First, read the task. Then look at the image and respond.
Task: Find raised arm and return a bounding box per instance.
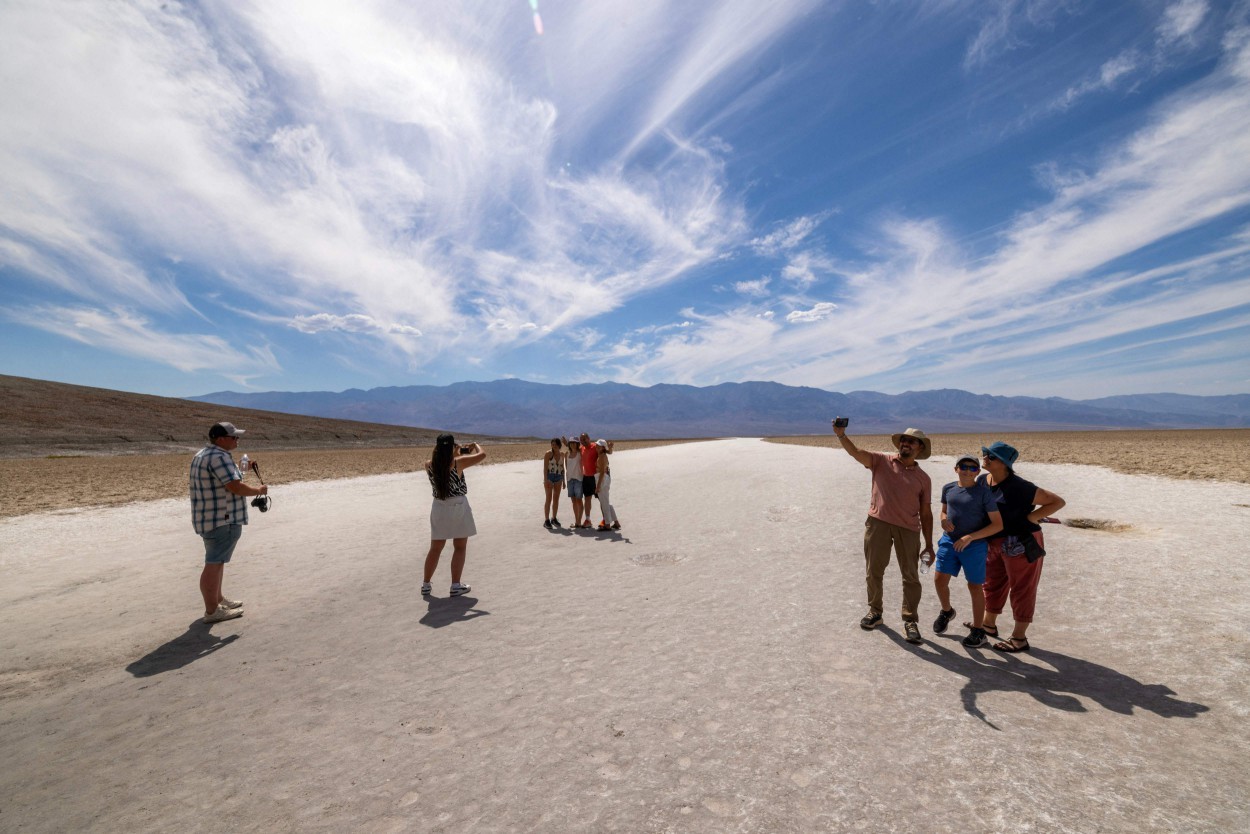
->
[831,420,873,469]
[456,442,488,470]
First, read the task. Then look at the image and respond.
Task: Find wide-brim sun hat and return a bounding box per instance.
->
[981,441,1019,470]
[891,428,931,460]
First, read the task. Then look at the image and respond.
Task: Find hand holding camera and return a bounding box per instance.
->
[832,416,850,436]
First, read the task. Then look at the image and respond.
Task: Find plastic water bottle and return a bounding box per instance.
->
[239,454,250,475]
[919,553,931,575]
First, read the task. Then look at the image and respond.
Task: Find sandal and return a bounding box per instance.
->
[965,621,998,638]
[993,636,1030,653]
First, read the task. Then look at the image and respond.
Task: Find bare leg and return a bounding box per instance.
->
[544,482,555,520]
[572,496,583,526]
[200,564,224,615]
[424,539,446,583]
[934,571,952,611]
[968,582,985,628]
[450,538,468,584]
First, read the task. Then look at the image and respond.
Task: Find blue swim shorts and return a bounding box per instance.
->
[202,524,242,564]
[934,533,988,585]
[567,477,584,498]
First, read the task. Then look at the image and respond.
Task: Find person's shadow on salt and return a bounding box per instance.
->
[420,595,489,628]
[126,620,240,677]
[879,625,1209,729]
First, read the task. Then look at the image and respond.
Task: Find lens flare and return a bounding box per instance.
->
[533,12,543,35]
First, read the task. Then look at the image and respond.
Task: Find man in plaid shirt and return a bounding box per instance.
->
[190,422,268,623]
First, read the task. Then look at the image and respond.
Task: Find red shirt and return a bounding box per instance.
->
[580,444,599,476]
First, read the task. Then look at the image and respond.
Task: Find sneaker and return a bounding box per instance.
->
[421,582,432,595]
[933,607,956,634]
[203,605,243,624]
[859,612,882,630]
[598,522,611,531]
[544,519,553,529]
[962,627,987,648]
[611,522,620,530]
[450,582,471,597]
[552,518,562,527]
[904,622,923,644]
[219,597,244,610]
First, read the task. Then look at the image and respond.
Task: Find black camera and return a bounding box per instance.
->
[251,495,272,512]
[460,445,473,454]
[834,416,849,428]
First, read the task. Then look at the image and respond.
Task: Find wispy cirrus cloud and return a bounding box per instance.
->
[596,26,1250,396]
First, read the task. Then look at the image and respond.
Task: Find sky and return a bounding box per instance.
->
[2,0,1250,400]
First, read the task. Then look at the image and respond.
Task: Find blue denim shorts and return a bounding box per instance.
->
[935,533,988,584]
[203,524,243,564]
[567,477,584,498]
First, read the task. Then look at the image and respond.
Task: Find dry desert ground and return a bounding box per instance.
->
[2,437,1248,832]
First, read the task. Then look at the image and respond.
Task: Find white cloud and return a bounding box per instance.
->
[1158,0,1208,44]
[5,305,278,377]
[734,278,771,297]
[785,302,837,323]
[750,215,822,256]
[290,313,421,337]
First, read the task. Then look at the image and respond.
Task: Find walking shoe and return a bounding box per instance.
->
[203,604,243,624]
[859,612,882,630]
[219,597,244,610]
[544,519,553,529]
[450,582,471,597]
[598,522,611,531]
[611,522,620,530]
[421,582,432,595]
[904,622,923,644]
[933,608,956,634]
[552,518,562,527]
[962,627,987,648]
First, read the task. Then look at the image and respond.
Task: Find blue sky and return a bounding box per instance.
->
[2,0,1249,399]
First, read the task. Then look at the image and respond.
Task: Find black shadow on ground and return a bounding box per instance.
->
[126,620,240,677]
[878,625,1209,729]
[420,595,489,628]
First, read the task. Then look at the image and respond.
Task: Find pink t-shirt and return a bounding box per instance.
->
[867,452,931,532]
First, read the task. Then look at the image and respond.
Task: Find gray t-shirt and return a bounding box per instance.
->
[940,481,998,539]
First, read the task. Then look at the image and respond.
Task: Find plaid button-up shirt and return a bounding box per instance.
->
[189,444,247,535]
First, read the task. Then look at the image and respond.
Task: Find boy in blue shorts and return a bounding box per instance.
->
[931,454,1002,647]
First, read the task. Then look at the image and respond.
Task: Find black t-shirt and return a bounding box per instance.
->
[978,473,1040,538]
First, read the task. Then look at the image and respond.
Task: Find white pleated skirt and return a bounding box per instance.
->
[430,494,477,540]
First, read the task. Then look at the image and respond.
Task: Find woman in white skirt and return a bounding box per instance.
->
[423,434,486,597]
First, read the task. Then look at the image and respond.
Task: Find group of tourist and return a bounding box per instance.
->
[541,433,620,532]
[189,419,1065,652]
[833,420,1065,651]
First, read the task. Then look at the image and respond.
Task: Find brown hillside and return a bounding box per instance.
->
[0,374,525,460]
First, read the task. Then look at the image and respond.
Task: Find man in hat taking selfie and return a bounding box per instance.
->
[190,422,268,624]
[832,421,935,644]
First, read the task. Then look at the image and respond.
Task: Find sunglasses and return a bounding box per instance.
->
[957,463,980,471]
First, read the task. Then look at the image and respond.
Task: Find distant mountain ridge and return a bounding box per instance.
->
[188,381,1250,438]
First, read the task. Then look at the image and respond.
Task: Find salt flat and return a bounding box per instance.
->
[1,438,1247,833]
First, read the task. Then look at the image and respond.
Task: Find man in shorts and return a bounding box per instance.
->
[578,432,599,528]
[931,454,1002,647]
[833,421,934,644]
[190,422,268,624]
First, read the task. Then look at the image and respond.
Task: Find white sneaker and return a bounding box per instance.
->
[450,582,471,597]
[421,582,432,595]
[204,604,243,624]
[219,597,243,610]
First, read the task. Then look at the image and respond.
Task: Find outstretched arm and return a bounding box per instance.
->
[832,421,873,469]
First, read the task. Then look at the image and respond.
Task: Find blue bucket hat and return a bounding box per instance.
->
[981,441,1019,470]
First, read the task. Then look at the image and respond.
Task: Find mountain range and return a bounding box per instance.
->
[189,381,1250,438]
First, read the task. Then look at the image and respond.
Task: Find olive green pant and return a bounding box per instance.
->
[863,516,921,622]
